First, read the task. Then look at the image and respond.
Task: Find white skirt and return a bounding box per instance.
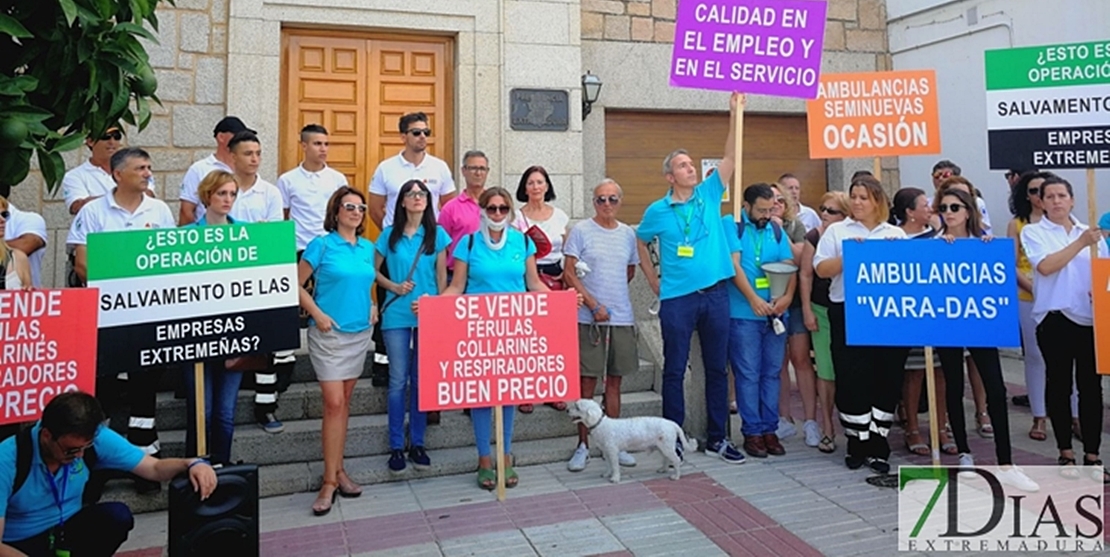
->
[307,327,371,382]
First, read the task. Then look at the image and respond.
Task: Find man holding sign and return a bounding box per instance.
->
[636,94,745,464]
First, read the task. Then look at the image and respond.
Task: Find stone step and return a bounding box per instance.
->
[154,359,658,430]
[101,391,664,514]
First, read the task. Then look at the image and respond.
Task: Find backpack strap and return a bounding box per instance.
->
[737,220,783,243]
[13,427,32,495]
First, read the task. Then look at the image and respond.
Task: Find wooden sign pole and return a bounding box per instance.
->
[494,405,506,501]
[922,347,940,466]
[1088,168,1098,255]
[194,362,207,456]
[733,95,745,219]
[873,157,882,183]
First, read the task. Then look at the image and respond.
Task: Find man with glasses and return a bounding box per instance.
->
[0,392,216,556]
[563,179,641,472]
[439,150,490,282]
[636,93,746,464]
[179,116,252,225]
[368,112,456,229]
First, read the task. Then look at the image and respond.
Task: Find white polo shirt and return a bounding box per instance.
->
[976,197,993,234]
[813,217,907,303]
[229,176,284,223]
[67,191,176,246]
[62,161,115,213]
[798,205,821,232]
[1021,216,1108,326]
[3,203,47,287]
[277,164,347,250]
[369,152,455,227]
[181,154,233,222]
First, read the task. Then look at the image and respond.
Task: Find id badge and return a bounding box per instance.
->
[754,277,770,290]
[677,245,694,258]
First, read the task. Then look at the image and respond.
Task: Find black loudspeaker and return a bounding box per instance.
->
[168,463,260,556]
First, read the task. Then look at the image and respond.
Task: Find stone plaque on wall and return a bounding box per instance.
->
[510,89,569,131]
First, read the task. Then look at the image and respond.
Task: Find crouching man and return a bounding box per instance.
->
[0,392,217,556]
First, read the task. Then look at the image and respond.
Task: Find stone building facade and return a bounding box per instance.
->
[11,0,897,288]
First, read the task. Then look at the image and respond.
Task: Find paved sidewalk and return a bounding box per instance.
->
[116,356,1109,556]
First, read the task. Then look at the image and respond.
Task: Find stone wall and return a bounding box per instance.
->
[8,1,228,287]
[580,0,900,192]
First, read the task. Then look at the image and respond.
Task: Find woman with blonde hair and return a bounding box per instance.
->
[0,196,32,290]
[799,191,848,453]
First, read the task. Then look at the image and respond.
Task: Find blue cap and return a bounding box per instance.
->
[1099,211,1110,231]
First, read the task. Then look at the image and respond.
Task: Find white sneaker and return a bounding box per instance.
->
[997,466,1040,492]
[957,453,975,479]
[776,417,797,440]
[803,420,820,447]
[567,443,589,472]
[618,451,637,467]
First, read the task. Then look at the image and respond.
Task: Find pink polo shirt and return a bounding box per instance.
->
[438,191,482,270]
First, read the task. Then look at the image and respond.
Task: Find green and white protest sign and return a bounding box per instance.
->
[87,221,300,370]
[985,40,1110,169]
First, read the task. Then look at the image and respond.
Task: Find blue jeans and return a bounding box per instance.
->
[658,281,730,444]
[471,406,515,458]
[729,318,787,436]
[183,360,243,465]
[383,327,427,450]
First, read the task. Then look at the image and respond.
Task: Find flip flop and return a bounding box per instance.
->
[818,435,836,454]
[505,466,519,488]
[477,467,496,491]
[904,431,930,456]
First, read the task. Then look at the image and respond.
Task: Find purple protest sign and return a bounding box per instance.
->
[670,0,827,99]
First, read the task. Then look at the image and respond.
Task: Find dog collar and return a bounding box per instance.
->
[587,415,605,431]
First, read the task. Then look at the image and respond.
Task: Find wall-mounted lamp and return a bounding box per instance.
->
[581,71,603,120]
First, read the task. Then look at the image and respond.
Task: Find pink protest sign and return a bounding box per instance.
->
[670,0,827,98]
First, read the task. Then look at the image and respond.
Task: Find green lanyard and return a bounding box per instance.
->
[671,195,700,244]
[751,222,768,264]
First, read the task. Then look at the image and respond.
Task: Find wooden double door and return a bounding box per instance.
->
[281,29,454,236]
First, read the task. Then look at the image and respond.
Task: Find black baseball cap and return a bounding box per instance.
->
[213,116,254,136]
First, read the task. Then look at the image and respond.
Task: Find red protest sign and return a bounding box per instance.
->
[418,291,579,411]
[0,289,98,425]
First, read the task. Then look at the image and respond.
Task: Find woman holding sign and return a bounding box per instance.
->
[375,179,450,475]
[935,188,1038,492]
[182,171,245,466]
[813,176,906,474]
[0,196,32,290]
[1021,176,1108,483]
[443,187,551,490]
[300,187,378,515]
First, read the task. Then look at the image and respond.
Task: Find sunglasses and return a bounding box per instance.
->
[1027,187,1040,195]
[407,129,431,137]
[341,202,367,213]
[933,171,954,180]
[404,190,428,199]
[100,130,123,141]
[0,210,9,220]
[937,203,965,214]
[463,165,489,172]
[594,195,621,206]
[56,438,95,457]
[818,206,843,216]
[484,205,510,215]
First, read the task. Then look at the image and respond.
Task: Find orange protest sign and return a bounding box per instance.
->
[0,289,99,424]
[1093,259,1110,375]
[417,291,580,411]
[806,69,941,159]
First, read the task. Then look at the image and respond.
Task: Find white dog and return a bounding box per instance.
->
[566,398,696,483]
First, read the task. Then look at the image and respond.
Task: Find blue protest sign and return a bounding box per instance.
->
[843,238,1019,347]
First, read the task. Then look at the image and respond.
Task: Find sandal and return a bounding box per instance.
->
[312,481,339,516]
[1058,456,1080,480]
[1028,418,1047,441]
[976,412,994,439]
[818,435,836,454]
[505,466,519,488]
[519,404,534,414]
[1083,457,1110,484]
[545,402,568,411]
[477,467,496,491]
[336,469,362,498]
[904,430,930,456]
[938,432,958,456]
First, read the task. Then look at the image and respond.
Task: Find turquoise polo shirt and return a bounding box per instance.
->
[724,213,794,321]
[0,422,145,542]
[635,172,735,300]
[303,231,377,333]
[452,228,535,295]
[375,224,451,329]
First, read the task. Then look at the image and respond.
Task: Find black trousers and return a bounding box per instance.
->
[1036,311,1102,455]
[9,502,134,557]
[97,370,160,455]
[936,347,1012,464]
[828,303,904,460]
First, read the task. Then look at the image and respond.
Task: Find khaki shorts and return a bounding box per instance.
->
[578,324,638,378]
